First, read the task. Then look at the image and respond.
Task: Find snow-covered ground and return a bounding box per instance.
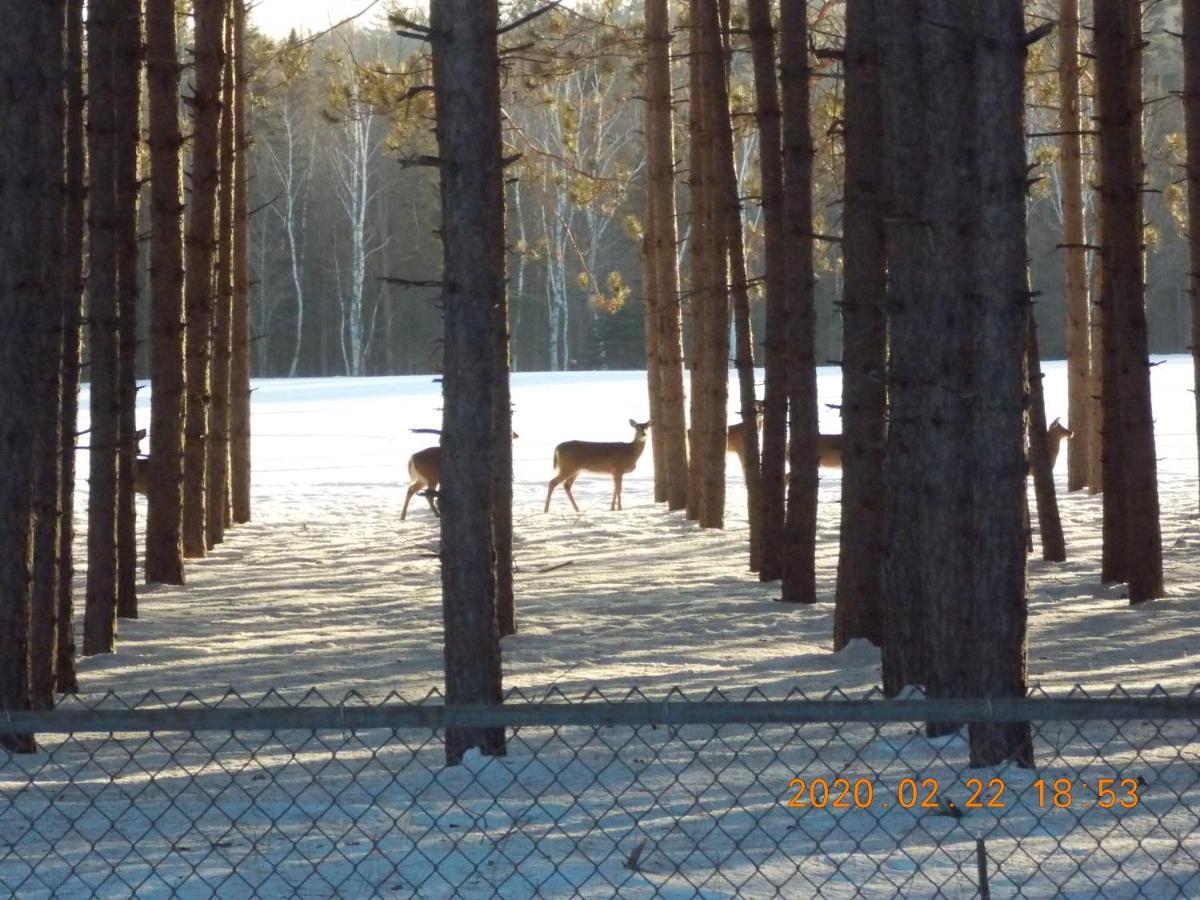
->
[67,358,1200,699]
[2,359,1196,898]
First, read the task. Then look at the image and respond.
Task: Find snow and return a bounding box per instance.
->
[1,358,1197,897]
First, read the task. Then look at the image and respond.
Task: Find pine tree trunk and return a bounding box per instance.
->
[645,0,688,512]
[1183,0,1200,513]
[1,0,65,751]
[968,0,1032,767]
[833,0,886,649]
[1059,0,1091,492]
[145,0,187,586]
[694,0,729,530]
[712,7,762,567]
[182,0,226,558]
[747,0,788,582]
[208,3,235,547]
[638,10,667,504]
[84,0,122,655]
[1026,309,1066,562]
[230,0,252,524]
[642,2,666,505]
[779,0,818,604]
[115,0,142,622]
[494,293,515,638]
[878,3,927,698]
[431,0,506,766]
[31,0,69,711]
[57,0,85,694]
[686,0,711,523]
[1096,0,1163,604]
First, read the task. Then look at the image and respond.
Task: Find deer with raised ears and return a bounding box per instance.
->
[1047,418,1073,470]
[545,419,652,513]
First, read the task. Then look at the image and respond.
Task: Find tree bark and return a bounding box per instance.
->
[230,0,252,524]
[145,0,187,586]
[1095,0,1163,604]
[1183,0,1200,514]
[878,3,1033,766]
[114,0,141,620]
[431,0,506,766]
[1026,309,1066,562]
[642,1,666,504]
[968,0,1032,767]
[779,0,818,604]
[714,6,762,567]
[747,0,788,582]
[1059,0,1091,492]
[687,0,728,530]
[84,0,122,655]
[834,0,886,649]
[208,1,235,546]
[645,0,688,512]
[182,0,226,558]
[57,0,85,694]
[31,0,69,711]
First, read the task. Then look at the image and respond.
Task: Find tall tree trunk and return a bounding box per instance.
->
[1059,0,1091,492]
[879,0,1030,764]
[208,2,235,546]
[645,0,688,512]
[57,0,85,694]
[747,0,788,581]
[691,0,724,528]
[968,0,1032,767]
[1026,308,1066,562]
[1095,0,1163,603]
[1,0,65,751]
[779,0,818,604]
[182,0,226,558]
[834,0,886,649]
[30,0,69,712]
[494,290,515,638]
[84,0,122,655]
[1183,0,1200,512]
[711,5,762,566]
[114,0,141,621]
[690,0,729,530]
[642,3,666,504]
[230,0,251,524]
[145,0,187,586]
[431,0,506,766]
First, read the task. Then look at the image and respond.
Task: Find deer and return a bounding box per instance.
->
[1046,418,1073,469]
[401,429,520,520]
[724,410,844,470]
[545,419,651,513]
[401,446,441,520]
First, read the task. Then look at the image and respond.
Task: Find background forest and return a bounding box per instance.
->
[199,0,1194,378]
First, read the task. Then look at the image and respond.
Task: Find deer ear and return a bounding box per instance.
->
[629,418,637,428]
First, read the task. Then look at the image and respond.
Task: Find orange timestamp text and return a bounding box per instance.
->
[784,776,1141,811]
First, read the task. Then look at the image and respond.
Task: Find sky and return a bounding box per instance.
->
[250,0,397,37]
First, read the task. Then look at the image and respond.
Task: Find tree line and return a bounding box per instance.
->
[1,0,251,751]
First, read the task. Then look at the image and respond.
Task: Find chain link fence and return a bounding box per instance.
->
[1,685,1198,898]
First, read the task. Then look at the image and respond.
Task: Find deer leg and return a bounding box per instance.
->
[612,472,623,510]
[425,486,440,517]
[401,482,422,520]
[563,475,581,513]
[545,475,564,513]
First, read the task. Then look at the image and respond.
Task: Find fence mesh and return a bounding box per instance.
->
[1,685,1198,898]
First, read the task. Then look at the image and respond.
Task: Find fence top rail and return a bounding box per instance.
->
[3,695,1200,736]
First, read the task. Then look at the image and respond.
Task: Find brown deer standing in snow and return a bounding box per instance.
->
[545,419,651,512]
[401,446,442,519]
[1046,418,1073,469]
[401,429,519,520]
[724,410,844,470]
